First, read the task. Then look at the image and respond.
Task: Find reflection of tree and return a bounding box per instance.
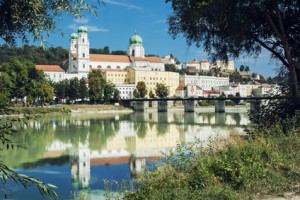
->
[134,122,148,139]
[2,118,56,168]
[89,120,116,150]
[156,123,168,135]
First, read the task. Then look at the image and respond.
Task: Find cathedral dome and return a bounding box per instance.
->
[70,33,78,40]
[129,33,143,45]
[78,26,87,33]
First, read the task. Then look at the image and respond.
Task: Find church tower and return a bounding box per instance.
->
[68,33,78,73]
[128,33,145,58]
[76,26,90,75]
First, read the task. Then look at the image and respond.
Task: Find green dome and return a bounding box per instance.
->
[78,26,87,33]
[70,32,78,40]
[130,33,143,45]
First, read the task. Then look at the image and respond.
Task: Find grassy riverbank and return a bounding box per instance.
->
[123,132,300,200]
[7,104,132,115]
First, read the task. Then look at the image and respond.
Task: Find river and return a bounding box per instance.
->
[3,110,251,200]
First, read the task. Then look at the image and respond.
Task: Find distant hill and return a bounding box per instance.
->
[0,45,69,71]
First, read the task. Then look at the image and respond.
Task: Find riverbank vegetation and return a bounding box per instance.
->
[123,119,300,200]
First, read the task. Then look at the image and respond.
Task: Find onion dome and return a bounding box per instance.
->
[78,26,87,33]
[129,33,143,45]
[70,33,78,40]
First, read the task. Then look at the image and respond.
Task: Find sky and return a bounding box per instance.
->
[2,0,281,78]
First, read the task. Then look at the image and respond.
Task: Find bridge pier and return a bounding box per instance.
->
[158,101,168,112]
[134,101,146,112]
[184,100,195,112]
[149,100,158,108]
[215,100,225,113]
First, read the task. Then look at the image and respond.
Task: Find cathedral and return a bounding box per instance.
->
[67,26,165,79]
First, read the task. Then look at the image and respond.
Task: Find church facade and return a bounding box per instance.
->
[67,26,165,80]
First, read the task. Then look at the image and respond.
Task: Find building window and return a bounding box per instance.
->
[107,65,111,69]
[116,66,120,69]
[83,64,85,68]
[89,65,92,68]
[83,38,85,43]
[83,53,85,58]
[97,65,102,68]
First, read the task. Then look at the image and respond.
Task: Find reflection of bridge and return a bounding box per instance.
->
[120,96,286,113]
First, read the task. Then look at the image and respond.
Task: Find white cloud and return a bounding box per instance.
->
[67,24,109,32]
[86,25,109,32]
[74,17,89,24]
[104,0,143,10]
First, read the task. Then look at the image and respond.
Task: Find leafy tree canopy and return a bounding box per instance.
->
[136,81,148,98]
[166,0,300,97]
[0,0,101,45]
[155,83,170,98]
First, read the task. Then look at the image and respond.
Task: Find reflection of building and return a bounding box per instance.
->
[70,142,91,188]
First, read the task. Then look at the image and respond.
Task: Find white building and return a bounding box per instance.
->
[115,84,135,99]
[179,75,229,90]
[35,65,65,82]
[67,27,165,80]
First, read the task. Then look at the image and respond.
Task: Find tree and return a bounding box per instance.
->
[133,89,141,98]
[155,83,170,98]
[68,78,80,103]
[245,66,250,73]
[103,46,110,54]
[136,81,147,98]
[239,65,245,72]
[0,0,100,45]
[113,88,121,101]
[149,90,155,98]
[79,78,88,103]
[103,83,114,102]
[54,79,69,103]
[88,77,102,102]
[166,0,300,99]
[39,83,54,104]
[165,64,177,72]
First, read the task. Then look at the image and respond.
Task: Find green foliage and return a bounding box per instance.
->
[68,78,80,102]
[149,90,155,98]
[113,89,121,101]
[155,83,170,98]
[0,108,57,199]
[54,79,69,102]
[0,1,101,45]
[133,89,140,98]
[166,0,300,97]
[136,82,147,98]
[103,83,114,102]
[123,129,300,199]
[79,78,88,102]
[165,64,178,72]
[39,83,54,104]
[249,97,300,136]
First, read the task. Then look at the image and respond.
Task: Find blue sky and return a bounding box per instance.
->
[3,0,281,77]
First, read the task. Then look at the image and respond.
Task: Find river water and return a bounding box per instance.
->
[3,110,251,200]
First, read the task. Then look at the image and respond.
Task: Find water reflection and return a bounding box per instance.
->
[4,111,251,199]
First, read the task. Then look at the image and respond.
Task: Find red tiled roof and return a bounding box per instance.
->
[90,54,130,62]
[131,56,162,63]
[203,90,220,94]
[35,65,64,72]
[176,85,185,90]
[90,68,126,73]
[201,58,209,63]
